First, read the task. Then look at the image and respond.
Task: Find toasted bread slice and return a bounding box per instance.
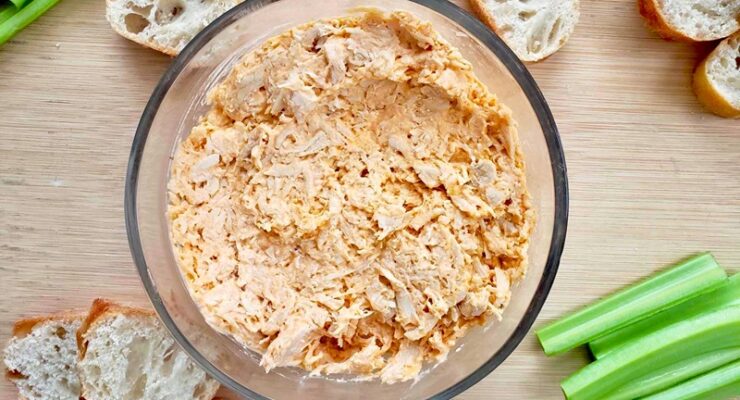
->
[105,0,242,56]
[469,0,580,62]
[77,299,219,400]
[638,0,739,42]
[693,32,740,118]
[3,311,86,400]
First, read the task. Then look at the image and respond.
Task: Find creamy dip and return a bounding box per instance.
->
[168,10,533,383]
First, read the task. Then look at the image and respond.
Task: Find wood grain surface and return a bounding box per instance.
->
[1,0,738,399]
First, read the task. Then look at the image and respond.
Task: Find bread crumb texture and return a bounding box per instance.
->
[3,316,82,400]
[168,10,533,383]
[641,0,739,41]
[694,32,740,118]
[106,0,242,55]
[78,311,219,400]
[706,33,740,109]
[470,0,580,62]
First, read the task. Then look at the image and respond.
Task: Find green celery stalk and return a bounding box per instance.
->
[0,3,18,25]
[642,359,740,400]
[603,348,740,400]
[537,253,727,355]
[8,0,31,8]
[590,274,740,359]
[560,305,740,400]
[0,0,63,46]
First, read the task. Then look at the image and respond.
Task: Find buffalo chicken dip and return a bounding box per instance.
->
[168,10,533,383]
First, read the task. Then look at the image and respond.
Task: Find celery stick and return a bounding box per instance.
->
[591,274,740,359]
[603,348,740,400]
[643,359,740,400]
[0,3,18,25]
[560,306,740,400]
[0,0,63,46]
[537,253,727,355]
[8,0,31,8]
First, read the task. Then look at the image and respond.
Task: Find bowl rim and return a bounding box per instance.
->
[124,0,569,398]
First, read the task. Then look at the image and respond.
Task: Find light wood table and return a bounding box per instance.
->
[1,0,738,398]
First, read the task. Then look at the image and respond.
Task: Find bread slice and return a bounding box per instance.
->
[469,0,580,62]
[77,299,219,400]
[105,0,242,56]
[639,0,739,42]
[3,311,86,400]
[693,32,740,118]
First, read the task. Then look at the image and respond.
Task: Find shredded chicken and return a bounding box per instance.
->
[168,10,533,383]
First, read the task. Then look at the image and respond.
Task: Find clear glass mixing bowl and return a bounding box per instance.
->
[125,0,568,398]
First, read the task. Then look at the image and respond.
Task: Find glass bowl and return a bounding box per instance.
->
[125,0,568,398]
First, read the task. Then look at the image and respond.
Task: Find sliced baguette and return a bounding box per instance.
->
[105,0,242,56]
[3,311,86,400]
[638,0,739,42]
[693,32,740,118]
[77,299,219,400]
[469,0,580,62]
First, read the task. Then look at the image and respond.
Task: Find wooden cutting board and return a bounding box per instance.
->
[1,0,738,398]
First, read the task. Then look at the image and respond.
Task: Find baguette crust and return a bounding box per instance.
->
[692,34,740,118]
